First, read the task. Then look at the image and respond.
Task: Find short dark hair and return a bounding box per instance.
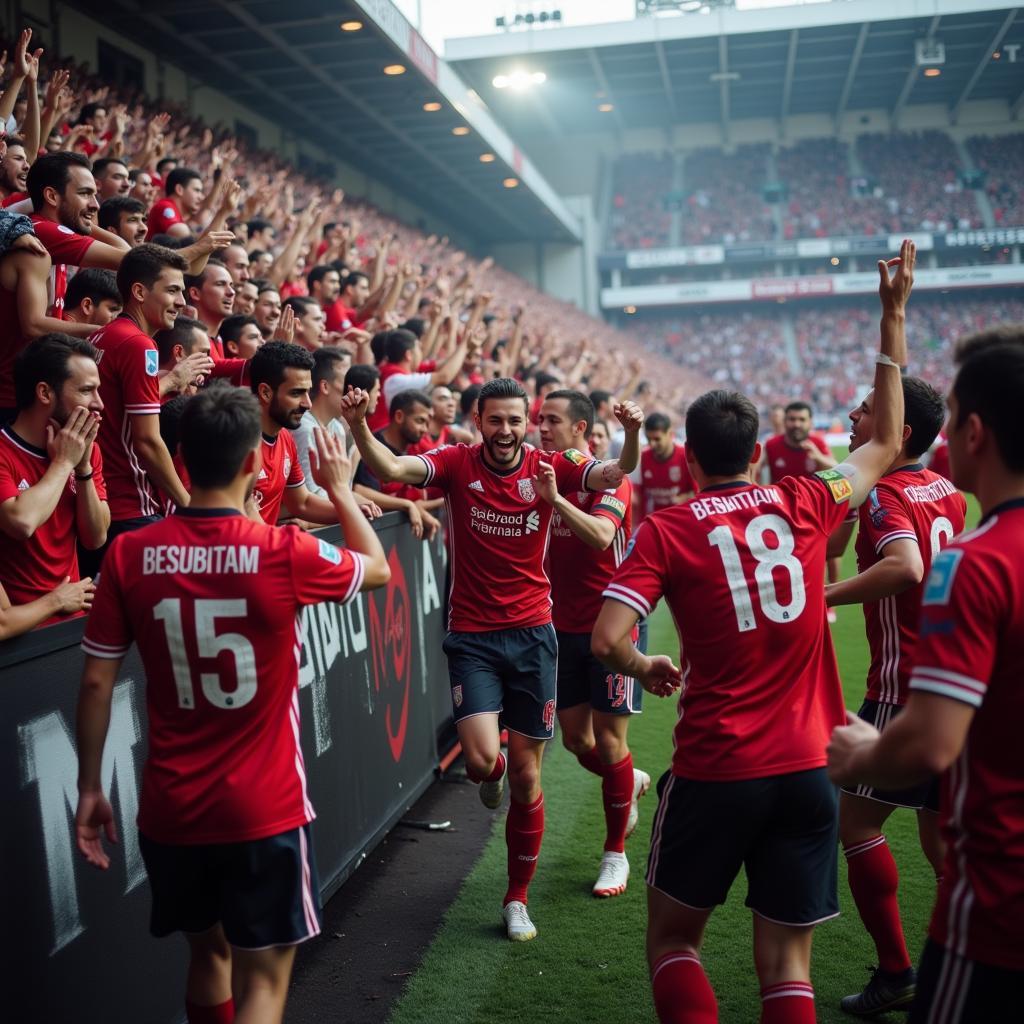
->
[954,325,1024,365]
[344,363,380,394]
[98,195,145,231]
[3,135,26,152]
[644,412,671,434]
[399,317,426,339]
[165,167,202,197]
[342,270,368,292]
[14,333,100,410]
[390,389,431,419]
[184,258,227,294]
[589,389,612,411]
[785,400,813,417]
[312,347,349,392]
[283,294,319,317]
[534,371,559,392]
[384,329,418,365]
[952,339,1024,473]
[460,383,481,418]
[220,314,259,345]
[155,157,177,175]
[247,217,273,237]
[64,268,121,311]
[78,102,106,124]
[685,390,760,477]
[250,341,314,393]
[478,377,528,416]
[545,389,594,436]
[902,376,947,459]
[92,157,127,178]
[370,330,389,365]
[159,392,191,455]
[26,152,91,210]
[179,386,262,488]
[154,316,208,364]
[117,244,189,299]
[306,264,338,292]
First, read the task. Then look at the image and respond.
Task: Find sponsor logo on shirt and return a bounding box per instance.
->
[563,448,588,466]
[57,225,74,235]
[17,478,30,491]
[318,539,341,565]
[517,478,536,503]
[669,465,682,482]
[452,684,463,708]
[468,479,484,492]
[525,510,540,533]
[923,547,964,606]
[816,467,853,503]
[144,349,159,376]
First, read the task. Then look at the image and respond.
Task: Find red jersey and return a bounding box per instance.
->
[0,277,29,408]
[91,316,166,521]
[2,191,28,207]
[929,441,951,480]
[30,214,95,317]
[146,197,183,239]
[252,430,304,524]
[604,473,852,781]
[765,432,831,482]
[550,477,631,633]
[855,465,967,705]
[910,499,1024,969]
[206,336,249,386]
[637,444,694,522]
[409,427,452,501]
[325,301,358,334]
[369,364,433,433]
[412,443,597,632]
[81,508,366,843]
[0,426,106,611]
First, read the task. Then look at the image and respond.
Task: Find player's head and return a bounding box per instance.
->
[179,386,262,492]
[233,279,260,316]
[589,389,612,420]
[64,268,122,327]
[253,281,282,338]
[589,418,611,460]
[783,401,813,445]
[644,411,673,457]
[165,167,204,216]
[948,333,1024,492]
[98,195,147,246]
[476,378,529,468]
[92,157,131,200]
[538,389,594,454]
[389,390,432,447]
[117,244,189,331]
[186,259,235,324]
[129,167,156,206]
[344,363,381,415]
[384,328,421,369]
[430,384,457,426]
[307,264,341,304]
[847,377,945,459]
[284,295,326,352]
[250,342,314,431]
[311,347,350,418]
[14,333,103,421]
[154,316,211,380]
[685,390,761,484]
[221,314,264,359]
[27,152,98,234]
[220,243,251,285]
[341,270,370,307]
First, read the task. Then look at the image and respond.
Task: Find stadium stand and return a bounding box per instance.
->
[967,131,1024,227]
[609,151,673,250]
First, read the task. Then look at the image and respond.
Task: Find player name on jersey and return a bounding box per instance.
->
[470,504,541,536]
[901,476,958,504]
[141,544,260,575]
[689,486,783,521]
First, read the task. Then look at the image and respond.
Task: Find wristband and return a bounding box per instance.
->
[875,353,903,368]
[74,470,95,481]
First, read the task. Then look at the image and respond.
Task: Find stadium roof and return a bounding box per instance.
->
[73,0,581,244]
[446,0,1024,139]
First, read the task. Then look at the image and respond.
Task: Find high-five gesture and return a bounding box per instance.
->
[340,387,371,427]
[878,237,915,314]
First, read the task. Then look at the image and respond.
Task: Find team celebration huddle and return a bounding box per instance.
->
[1,15,1022,1024]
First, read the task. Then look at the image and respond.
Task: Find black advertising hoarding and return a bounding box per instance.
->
[0,515,450,1023]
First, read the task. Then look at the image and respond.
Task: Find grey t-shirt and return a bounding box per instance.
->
[291,410,349,498]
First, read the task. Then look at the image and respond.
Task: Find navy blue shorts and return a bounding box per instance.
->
[442,624,558,739]
[556,622,645,715]
[647,768,839,926]
[911,939,1024,1024]
[841,700,940,812]
[139,824,321,949]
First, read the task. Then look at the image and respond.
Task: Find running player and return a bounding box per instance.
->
[635,412,693,523]
[341,377,643,942]
[592,241,914,1024]
[826,377,966,1016]
[828,331,1024,1024]
[74,386,389,1024]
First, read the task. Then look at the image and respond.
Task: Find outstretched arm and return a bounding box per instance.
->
[341,387,432,486]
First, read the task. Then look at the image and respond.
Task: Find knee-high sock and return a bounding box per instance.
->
[844,835,912,974]
[760,982,815,1023]
[186,999,234,1024]
[577,746,604,777]
[504,792,544,906]
[467,750,506,785]
[651,952,718,1024]
[602,753,634,853]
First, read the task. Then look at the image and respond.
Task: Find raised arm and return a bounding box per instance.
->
[340,387,432,486]
[585,400,643,490]
[532,462,616,551]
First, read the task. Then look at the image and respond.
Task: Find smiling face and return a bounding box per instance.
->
[537,397,586,454]
[138,268,187,331]
[847,390,875,452]
[267,367,312,431]
[192,265,236,322]
[254,290,282,337]
[56,165,101,235]
[476,395,528,469]
[0,143,29,193]
[118,208,148,246]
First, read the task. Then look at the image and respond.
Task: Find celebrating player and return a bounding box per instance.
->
[342,376,643,942]
[74,386,389,1024]
[592,241,914,1024]
[537,389,650,899]
[635,411,694,522]
[826,376,966,1016]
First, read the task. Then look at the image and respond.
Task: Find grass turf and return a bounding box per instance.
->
[389,490,980,1024]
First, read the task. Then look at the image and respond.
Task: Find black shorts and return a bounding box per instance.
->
[443,624,558,739]
[910,939,1024,1024]
[556,624,645,716]
[139,824,321,949]
[646,767,839,926]
[842,700,940,812]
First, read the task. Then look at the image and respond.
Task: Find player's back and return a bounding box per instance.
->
[607,475,850,781]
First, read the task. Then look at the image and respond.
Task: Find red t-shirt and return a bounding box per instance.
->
[2,191,28,207]
[637,444,694,522]
[369,364,433,433]
[408,427,452,500]
[765,432,831,482]
[146,197,183,240]
[412,443,597,632]
[30,213,95,317]
[206,336,249,386]
[252,430,305,524]
[910,499,1024,969]
[550,477,631,633]
[855,465,966,705]
[81,508,366,844]
[0,426,106,612]
[91,316,166,521]
[604,474,851,781]
[325,300,358,334]
[0,276,29,408]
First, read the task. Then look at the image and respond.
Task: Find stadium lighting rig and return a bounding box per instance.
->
[493,69,548,90]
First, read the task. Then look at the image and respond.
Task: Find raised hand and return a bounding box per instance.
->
[46,407,97,470]
[272,303,296,344]
[12,28,33,79]
[613,400,643,433]
[531,461,559,506]
[166,350,216,394]
[44,68,71,110]
[340,387,370,427]
[878,237,915,313]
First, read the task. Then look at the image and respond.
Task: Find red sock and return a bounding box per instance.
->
[467,750,506,785]
[577,746,605,777]
[651,952,718,1024]
[844,835,912,973]
[602,753,634,853]
[504,792,544,905]
[760,982,815,1024]
[186,999,234,1024]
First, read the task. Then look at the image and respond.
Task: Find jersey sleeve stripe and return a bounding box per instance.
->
[124,404,161,413]
[80,639,130,659]
[875,530,919,554]
[286,479,306,489]
[602,583,652,618]
[343,552,365,604]
[581,460,597,492]
[411,453,433,486]
[909,676,985,708]
[911,666,987,693]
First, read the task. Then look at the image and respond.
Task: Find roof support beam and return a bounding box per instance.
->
[835,22,869,125]
[950,9,1017,124]
[717,35,731,144]
[1012,86,1024,120]
[588,49,626,134]
[780,29,799,125]
[654,39,678,120]
[891,14,940,126]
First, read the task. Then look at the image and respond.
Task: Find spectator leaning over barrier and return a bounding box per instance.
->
[63,267,122,328]
[0,334,108,630]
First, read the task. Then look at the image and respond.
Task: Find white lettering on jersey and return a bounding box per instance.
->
[689,487,783,521]
[142,545,261,575]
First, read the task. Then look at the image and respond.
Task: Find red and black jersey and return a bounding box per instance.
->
[252,430,304,524]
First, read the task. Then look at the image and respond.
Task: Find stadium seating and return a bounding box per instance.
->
[609,151,673,250]
[967,132,1024,227]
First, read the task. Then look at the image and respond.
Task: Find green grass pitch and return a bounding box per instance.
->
[389,491,980,1024]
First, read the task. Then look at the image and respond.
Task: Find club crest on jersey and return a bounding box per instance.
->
[452,684,463,708]
[518,478,536,503]
[669,466,682,483]
[144,349,159,376]
[562,448,588,466]
[816,467,852,503]
[284,457,292,479]
[317,539,341,565]
[542,699,555,732]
